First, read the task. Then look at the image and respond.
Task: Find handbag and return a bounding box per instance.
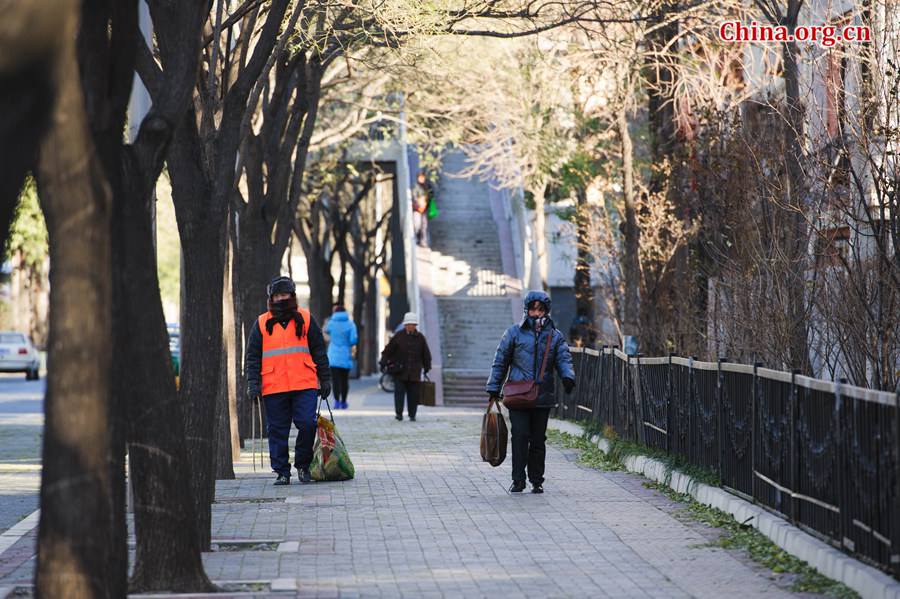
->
[419,373,436,406]
[502,331,553,410]
[480,398,508,467]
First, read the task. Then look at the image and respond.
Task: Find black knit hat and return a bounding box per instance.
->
[266,276,296,298]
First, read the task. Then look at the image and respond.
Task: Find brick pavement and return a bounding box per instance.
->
[2,377,809,597]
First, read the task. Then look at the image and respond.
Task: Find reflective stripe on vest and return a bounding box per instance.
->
[258,308,318,395]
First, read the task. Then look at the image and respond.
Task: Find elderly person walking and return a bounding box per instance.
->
[325,304,358,410]
[486,291,575,493]
[380,312,432,421]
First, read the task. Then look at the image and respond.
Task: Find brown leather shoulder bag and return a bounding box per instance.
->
[502,331,553,410]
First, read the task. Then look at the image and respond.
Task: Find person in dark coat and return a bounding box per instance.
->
[380,312,432,421]
[245,276,331,485]
[486,290,575,494]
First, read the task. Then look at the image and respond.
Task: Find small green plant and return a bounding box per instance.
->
[546,429,624,471]
[641,479,858,597]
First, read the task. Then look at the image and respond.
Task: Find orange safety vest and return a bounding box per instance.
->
[258,308,318,395]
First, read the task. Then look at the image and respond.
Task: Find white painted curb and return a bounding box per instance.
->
[0,509,40,555]
[548,419,900,599]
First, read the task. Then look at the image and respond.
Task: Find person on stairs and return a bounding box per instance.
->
[245,276,331,485]
[380,312,432,421]
[485,291,575,494]
[325,304,358,409]
[412,171,434,247]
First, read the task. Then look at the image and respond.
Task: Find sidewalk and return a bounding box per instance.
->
[2,377,808,597]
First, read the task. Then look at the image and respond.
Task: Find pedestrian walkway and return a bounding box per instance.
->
[1,377,806,597]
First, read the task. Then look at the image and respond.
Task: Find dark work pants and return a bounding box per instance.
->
[508,408,551,485]
[331,367,350,403]
[394,379,420,418]
[264,389,318,477]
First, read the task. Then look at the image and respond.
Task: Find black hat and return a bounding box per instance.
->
[267,276,296,298]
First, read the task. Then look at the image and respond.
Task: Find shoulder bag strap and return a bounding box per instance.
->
[537,330,554,383]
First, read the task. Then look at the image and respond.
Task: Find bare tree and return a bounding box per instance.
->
[81,0,214,591]
[31,2,119,595]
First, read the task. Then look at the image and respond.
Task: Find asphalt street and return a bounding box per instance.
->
[0,374,43,534]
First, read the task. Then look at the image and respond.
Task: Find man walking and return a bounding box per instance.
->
[245,276,331,485]
[380,312,432,421]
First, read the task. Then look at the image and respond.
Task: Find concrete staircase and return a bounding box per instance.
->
[429,151,518,406]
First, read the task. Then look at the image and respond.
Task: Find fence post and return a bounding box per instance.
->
[789,369,800,524]
[892,389,899,577]
[717,357,727,485]
[835,378,849,553]
[666,353,673,455]
[635,354,645,445]
[689,356,696,466]
[752,362,761,504]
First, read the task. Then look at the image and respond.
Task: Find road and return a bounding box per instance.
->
[0,374,43,534]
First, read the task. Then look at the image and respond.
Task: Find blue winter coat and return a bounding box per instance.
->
[325,311,358,370]
[485,317,575,408]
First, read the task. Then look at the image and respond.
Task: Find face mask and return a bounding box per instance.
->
[270,297,297,318]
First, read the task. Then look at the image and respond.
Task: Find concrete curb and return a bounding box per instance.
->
[0,508,39,555]
[548,418,900,599]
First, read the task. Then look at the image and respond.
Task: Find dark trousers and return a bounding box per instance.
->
[331,367,350,403]
[508,408,551,485]
[264,389,318,477]
[394,379,420,418]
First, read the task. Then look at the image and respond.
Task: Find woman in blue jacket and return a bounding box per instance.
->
[325,305,358,409]
[486,291,575,494]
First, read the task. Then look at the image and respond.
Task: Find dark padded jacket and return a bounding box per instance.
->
[485,317,575,408]
[380,330,432,382]
[245,314,330,398]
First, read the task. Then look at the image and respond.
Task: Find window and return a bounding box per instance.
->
[0,333,26,344]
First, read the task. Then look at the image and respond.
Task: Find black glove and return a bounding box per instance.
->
[318,382,331,399]
[247,388,261,402]
[488,392,500,403]
[562,378,575,394]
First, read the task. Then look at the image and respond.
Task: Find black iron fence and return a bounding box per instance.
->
[555,347,900,578]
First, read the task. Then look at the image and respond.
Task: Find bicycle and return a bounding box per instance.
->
[379,371,395,393]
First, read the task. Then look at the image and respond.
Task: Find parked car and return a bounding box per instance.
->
[0,331,40,380]
[167,323,180,377]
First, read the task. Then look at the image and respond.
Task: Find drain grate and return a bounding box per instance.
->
[214,497,287,504]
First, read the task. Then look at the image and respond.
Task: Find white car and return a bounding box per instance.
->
[0,331,41,380]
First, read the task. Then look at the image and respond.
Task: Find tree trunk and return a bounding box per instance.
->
[217,214,237,477]
[235,211,277,441]
[574,189,593,320]
[781,14,811,374]
[180,215,226,550]
[364,275,378,374]
[529,183,550,291]
[167,114,226,552]
[617,107,641,343]
[33,11,121,595]
[306,245,334,325]
[352,271,368,371]
[115,169,213,592]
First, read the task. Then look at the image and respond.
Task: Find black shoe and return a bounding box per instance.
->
[531,483,544,494]
[395,414,403,421]
[509,480,526,493]
[409,416,416,422]
[297,467,312,484]
[274,474,290,486]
